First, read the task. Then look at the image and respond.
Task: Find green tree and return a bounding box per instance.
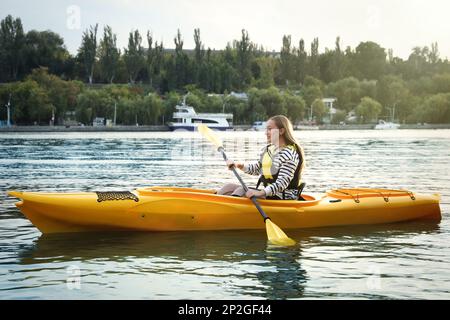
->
[76,88,114,124]
[355,97,382,123]
[311,98,327,123]
[331,109,347,124]
[98,26,120,83]
[0,15,25,81]
[124,30,145,84]
[205,94,224,113]
[319,49,334,84]
[206,51,226,93]
[77,24,98,84]
[353,41,387,80]
[283,93,305,123]
[221,57,238,92]
[280,35,295,85]
[376,75,409,121]
[9,80,52,124]
[185,91,205,111]
[428,42,440,64]
[140,94,163,124]
[193,28,205,85]
[406,76,433,97]
[294,39,307,84]
[24,30,70,77]
[319,37,347,83]
[302,76,324,108]
[431,73,450,94]
[114,56,129,83]
[172,29,190,89]
[103,84,138,101]
[162,91,181,123]
[260,87,286,117]
[331,37,346,81]
[194,28,204,64]
[406,47,428,79]
[161,54,174,93]
[146,32,164,89]
[398,94,421,124]
[26,67,83,124]
[252,56,275,89]
[225,95,249,124]
[247,87,268,122]
[308,38,320,79]
[327,77,361,112]
[116,97,134,125]
[421,93,450,123]
[359,79,377,99]
[235,29,254,89]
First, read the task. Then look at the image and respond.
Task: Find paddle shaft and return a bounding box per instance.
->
[218,147,270,221]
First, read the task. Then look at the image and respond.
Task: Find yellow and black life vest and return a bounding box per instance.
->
[256,144,303,192]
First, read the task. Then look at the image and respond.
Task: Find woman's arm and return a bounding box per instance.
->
[225,159,261,175]
[226,145,267,175]
[243,161,262,176]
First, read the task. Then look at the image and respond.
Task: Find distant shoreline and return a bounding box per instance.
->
[0,125,170,133]
[1,124,450,132]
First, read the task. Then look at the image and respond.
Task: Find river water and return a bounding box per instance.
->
[0,129,449,299]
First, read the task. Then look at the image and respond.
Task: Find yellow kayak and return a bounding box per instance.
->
[7,187,441,234]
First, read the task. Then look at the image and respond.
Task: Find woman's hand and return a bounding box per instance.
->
[245,189,266,199]
[226,160,244,170]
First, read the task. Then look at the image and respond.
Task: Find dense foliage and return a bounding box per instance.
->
[1,15,450,125]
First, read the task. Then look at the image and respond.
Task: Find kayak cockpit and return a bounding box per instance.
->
[136,186,317,202]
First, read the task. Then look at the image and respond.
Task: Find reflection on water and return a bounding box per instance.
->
[17,231,307,299]
[257,245,306,299]
[1,130,450,299]
[9,221,442,300]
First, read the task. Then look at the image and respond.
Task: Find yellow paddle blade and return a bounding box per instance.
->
[265,219,296,246]
[198,124,223,149]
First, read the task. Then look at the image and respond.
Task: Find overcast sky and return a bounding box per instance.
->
[1,0,449,59]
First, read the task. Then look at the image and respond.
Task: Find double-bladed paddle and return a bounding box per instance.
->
[198,124,296,246]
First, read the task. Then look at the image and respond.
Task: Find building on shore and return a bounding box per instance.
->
[322,97,338,124]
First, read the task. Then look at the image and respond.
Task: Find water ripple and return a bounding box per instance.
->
[0,130,449,299]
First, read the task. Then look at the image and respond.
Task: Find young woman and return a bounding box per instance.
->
[217,115,305,200]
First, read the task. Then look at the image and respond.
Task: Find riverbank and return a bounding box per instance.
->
[319,124,450,130]
[1,123,450,132]
[0,125,170,132]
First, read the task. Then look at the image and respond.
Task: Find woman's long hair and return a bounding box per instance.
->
[269,115,306,173]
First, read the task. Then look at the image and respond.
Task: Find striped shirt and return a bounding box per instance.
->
[243,145,301,200]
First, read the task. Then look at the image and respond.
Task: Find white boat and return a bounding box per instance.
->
[250,121,267,131]
[168,99,233,131]
[374,120,400,130]
[296,124,320,130]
